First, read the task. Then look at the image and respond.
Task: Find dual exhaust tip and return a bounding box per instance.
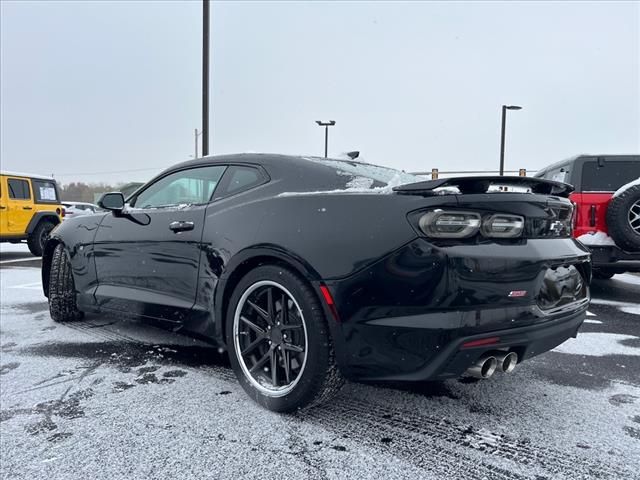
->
[467,351,518,379]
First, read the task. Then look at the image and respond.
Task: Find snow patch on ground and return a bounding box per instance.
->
[553,333,640,357]
[0,242,29,254]
[620,305,640,316]
[615,273,640,287]
[590,298,640,316]
[576,231,617,247]
[613,177,640,198]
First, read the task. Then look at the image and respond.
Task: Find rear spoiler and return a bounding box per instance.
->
[393,176,574,197]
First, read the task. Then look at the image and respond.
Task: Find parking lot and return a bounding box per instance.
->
[1,243,639,480]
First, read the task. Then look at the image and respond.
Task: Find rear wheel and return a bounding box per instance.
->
[27,220,55,256]
[226,265,343,412]
[48,244,83,322]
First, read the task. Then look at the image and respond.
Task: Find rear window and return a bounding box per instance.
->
[32,179,59,203]
[309,158,421,189]
[581,161,640,191]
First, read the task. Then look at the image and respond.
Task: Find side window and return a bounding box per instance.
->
[32,179,59,203]
[582,160,640,191]
[217,166,265,198]
[7,178,31,200]
[133,165,226,209]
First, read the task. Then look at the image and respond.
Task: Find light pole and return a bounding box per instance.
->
[194,128,203,158]
[202,0,210,156]
[499,105,522,176]
[315,120,336,158]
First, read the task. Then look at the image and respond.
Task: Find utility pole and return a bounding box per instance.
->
[202,0,210,156]
[499,105,522,176]
[315,120,336,158]
[194,128,201,159]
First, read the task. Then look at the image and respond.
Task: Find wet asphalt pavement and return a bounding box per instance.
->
[1,243,639,479]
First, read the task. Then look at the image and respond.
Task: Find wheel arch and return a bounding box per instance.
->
[26,212,61,235]
[214,246,327,343]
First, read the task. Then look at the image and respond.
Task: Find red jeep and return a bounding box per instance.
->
[535,155,640,279]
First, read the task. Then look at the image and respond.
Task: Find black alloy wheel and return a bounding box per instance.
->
[234,280,308,397]
[226,265,343,412]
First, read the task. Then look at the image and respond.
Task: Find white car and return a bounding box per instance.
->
[61,201,100,217]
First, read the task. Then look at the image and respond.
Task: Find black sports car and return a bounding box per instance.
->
[42,154,591,412]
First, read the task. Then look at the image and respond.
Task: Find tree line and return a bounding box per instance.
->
[59,182,143,203]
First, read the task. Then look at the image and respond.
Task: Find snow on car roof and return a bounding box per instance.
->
[0,170,56,181]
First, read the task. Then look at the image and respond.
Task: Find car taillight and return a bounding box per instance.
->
[61,207,66,218]
[417,210,526,239]
[418,210,481,238]
[480,214,524,238]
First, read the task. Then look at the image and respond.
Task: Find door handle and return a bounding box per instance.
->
[169,221,195,233]
[23,206,33,210]
[0,206,6,209]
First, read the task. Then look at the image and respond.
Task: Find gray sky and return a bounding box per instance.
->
[1,0,638,185]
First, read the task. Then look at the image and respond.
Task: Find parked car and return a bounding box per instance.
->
[61,201,100,217]
[0,171,64,256]
[535,155,640,278]
[42,154,590,412]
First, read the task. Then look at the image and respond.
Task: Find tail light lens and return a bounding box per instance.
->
[481,214,524,238]
[418,210,481,238]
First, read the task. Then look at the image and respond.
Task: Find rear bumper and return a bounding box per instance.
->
[331,301,587,382]
[417,304,586,381]
[589,245,640,272]
[325,237,591,382]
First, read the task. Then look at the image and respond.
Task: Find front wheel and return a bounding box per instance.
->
[48,244,83,322]
[226,265,343,412]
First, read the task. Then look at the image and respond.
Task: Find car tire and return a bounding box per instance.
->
[606,184,640,251]
[592,269,615,280]
[226,265,344,412]
[48,244,83,322]
[27,220,56,257]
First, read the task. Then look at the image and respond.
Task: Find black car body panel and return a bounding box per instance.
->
[43,154,591,383]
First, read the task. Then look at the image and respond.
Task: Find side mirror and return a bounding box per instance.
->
[98,192,125,212]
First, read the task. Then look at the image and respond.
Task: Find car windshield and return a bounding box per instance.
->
[309,158,422,189]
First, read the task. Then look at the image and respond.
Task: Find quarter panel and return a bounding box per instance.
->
[192,190,453,342]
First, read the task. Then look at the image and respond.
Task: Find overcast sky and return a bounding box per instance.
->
[1,0,638,185]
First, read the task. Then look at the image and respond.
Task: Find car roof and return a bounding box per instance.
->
[164,153,331,171]
[535,154,639,176]
[0,170,57,181]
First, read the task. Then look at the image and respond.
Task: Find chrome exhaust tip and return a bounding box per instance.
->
[495,351,518,373]
[467,355,498,379]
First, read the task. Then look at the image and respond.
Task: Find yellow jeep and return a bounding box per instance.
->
[0,172,63,256]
